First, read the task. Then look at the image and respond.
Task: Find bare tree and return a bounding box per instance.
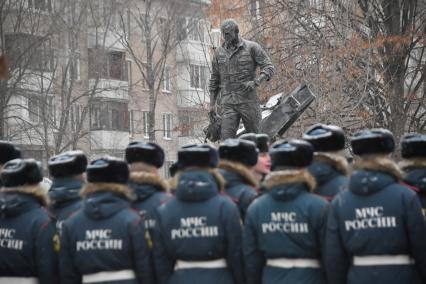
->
[1,0,133,164]
[210,0,425,143]
[121,0,208,142]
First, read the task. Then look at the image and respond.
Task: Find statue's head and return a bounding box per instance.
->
[221,19,239,46]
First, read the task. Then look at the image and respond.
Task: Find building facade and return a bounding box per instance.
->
[1,0,212,177]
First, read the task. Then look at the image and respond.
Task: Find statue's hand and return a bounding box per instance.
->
[243,81,257,91]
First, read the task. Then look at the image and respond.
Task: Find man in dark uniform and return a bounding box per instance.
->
[240,133,271,184]
[243,139,328,284]
[303,124,349,201]
[48,150,87,231]
[400,133,426,216]
[60,156,153,284]
[153,144,244,284]
[0,141,21,186]
[209,19,275,139]
[126,141,170,229]
[325,129,426,284]
[0,158,58,283]
[218,139,258,220]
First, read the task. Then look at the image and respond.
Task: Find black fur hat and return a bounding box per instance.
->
[125,141,165,168]
[48,150,88,178]
[270,139,313,170]
[2,159,43,187]
[303,123,345,152]
[219,139,258,166]
[351,129,395,156]
[178,144,218,169]
[0,141,21,165]
[401,133,426,158]
[240,133,270,153]
[86,156,129,184]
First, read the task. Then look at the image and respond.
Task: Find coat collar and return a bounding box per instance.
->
[313,152,349,175]
[263,169,316,191]
[81,183,133,200]
[399,158,426,170]
[219,160,257,187]
[129,172,168,192]
[353,156,402,181]
[1,184,49,206]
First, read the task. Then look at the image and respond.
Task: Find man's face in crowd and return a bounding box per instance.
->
[255,152,271,175]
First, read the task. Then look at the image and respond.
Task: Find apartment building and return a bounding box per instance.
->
[1,0,212,177]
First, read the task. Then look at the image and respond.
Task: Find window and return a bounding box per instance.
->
[188,18,204,42]
[143,111,149,138]
[190,64,208,89]
[157,17,170,46]
[90,100,129,131]
[28,96,41,123]
[163,113,172,139]
[129,110,135,135]
[70,104,81,132]
[91,106,101,129]
[250,0,263,19]
[49,98,58,127]
[177,18,204,43]
[110,52,125,80]
[111,109,119,130]
[67,56,80,83]
[190,65,200,89]
[176,18,187,41]
[5,33,53,72]
[179,111,193,137]
[28,0,53,12]
[163,66,171,92]
[88,48,128,81]
[141,62,149,90]
[127,60,132,87]
[210,29,221,48]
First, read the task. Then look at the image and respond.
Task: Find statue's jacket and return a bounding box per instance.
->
[209,38,274,105]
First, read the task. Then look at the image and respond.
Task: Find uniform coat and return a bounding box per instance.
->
[219,160,258,220]
[153,169,245,284]
[129,172,170,229]
[48,177,83,229]
[60,183,153,284]
[244,169,328,284]
[0,185,58,283]
[325,157,426,284]
[401,159,426,216]
[308,153,349,201]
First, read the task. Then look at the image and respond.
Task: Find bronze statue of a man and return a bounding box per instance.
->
[209,19,275,140]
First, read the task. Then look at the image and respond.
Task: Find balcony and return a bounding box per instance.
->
[8,70,54,93]
[88,79,129,101]
[87,28,127,51]
[90,130,129,151]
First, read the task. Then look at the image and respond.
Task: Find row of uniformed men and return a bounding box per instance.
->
[0,124,426,284]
